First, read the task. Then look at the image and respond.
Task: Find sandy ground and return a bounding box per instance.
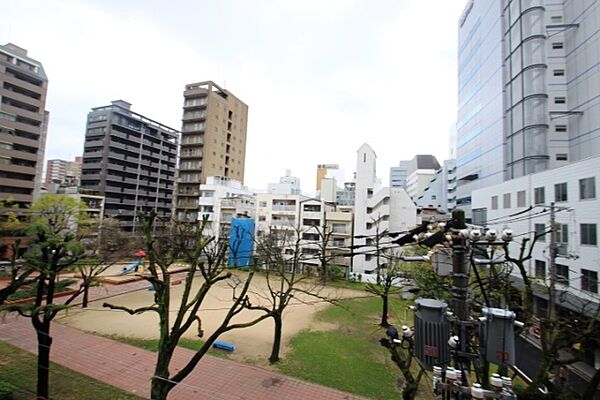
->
[57,272,366,364]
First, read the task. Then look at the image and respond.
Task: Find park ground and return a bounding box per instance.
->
[2,270,434,399]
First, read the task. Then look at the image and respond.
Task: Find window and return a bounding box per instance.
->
[553,69,565,77]
[552,42,564,49]
[581,224,597,245]
[258,215,266,221]
[579,177,596,200]
[556,153,568,161]
[302,218,320,227]
[555,224,568,244]
[554,97,566,104]
[555,125,567,132]
[491,195,498,210]
[259,201,267,207]
[535,260,546,279]
[534,187,545,204]
[551,15,562,22]
[517,190,526,207]
[303,204,321,212]
[554,182,568,202]
[556,264,569,286]
[534,223,546,241]
[581,269,598,293]
[472,208,487,226]
[503,193,511,209]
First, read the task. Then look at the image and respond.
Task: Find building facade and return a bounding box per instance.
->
[175,81,248,221]
[0,43,49,207]
[416,159,457,213]
[471,155,600,377]
[267,170,302,195]
[406,155,441,200]
[456,0,600,216]
[390,160,409,188]
[46,156,82,186]
[336,181,356,206]
[80,100,178,231]
[354,144,417,279]
[456,1,505,214]
[193,176,254,237]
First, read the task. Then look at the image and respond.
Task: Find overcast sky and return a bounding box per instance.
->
[2,0,466,195]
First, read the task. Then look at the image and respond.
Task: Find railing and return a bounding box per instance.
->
[272,205,296,211]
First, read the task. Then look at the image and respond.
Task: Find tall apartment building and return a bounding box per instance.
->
[0,43,49,207]
[46,156,82,186]
[80,100,178,231]
[456,0,600,215]
[175,81,248,221]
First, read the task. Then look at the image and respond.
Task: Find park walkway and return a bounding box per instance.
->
[0,278,367,400]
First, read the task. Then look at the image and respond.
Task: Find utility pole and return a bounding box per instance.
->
[548,202,556,322]
[451,209,470,392]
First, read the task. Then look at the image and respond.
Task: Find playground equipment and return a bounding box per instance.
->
[120,259,142,275]
[212,341,235,352]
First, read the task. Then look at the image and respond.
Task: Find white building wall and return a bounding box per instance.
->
[406,169,437,200]
[354,143,417,278]
[564,1,600,161]
[198,176,253,237]
[471,156,600,305]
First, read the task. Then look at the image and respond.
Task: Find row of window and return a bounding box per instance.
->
[534,260,598,294]
[491,177,596,209]
[534,223,597,246]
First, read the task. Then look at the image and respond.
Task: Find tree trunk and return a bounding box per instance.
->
[269,314,283,364]
[380,294,390,327]
[151,378,173,400]
[36,323,52,400]
[151,343,175,400]
[82,284,89,308]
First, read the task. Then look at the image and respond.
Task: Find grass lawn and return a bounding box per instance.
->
[0,341,141,400]
[278,295,434,400]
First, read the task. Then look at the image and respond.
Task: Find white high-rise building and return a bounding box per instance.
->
[353,144,417,279]
[456,0,600,216]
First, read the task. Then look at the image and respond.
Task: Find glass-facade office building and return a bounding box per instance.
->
[455,0,505,211]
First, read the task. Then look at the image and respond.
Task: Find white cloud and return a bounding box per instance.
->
[2,0,467,193]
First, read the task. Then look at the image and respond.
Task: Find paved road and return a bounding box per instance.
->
[0,278,367,400]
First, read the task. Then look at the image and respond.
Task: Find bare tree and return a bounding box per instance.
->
[103,213,270,400]
[252,225,335,363]
[379,326,425,400]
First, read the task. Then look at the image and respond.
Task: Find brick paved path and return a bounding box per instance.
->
[0,278,368,400]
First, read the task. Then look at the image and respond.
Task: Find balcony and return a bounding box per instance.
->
[181,136,204,146]
[182,111,207,121]
[272,205,296,212]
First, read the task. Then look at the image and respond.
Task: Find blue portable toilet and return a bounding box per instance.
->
[228,218,255,268]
